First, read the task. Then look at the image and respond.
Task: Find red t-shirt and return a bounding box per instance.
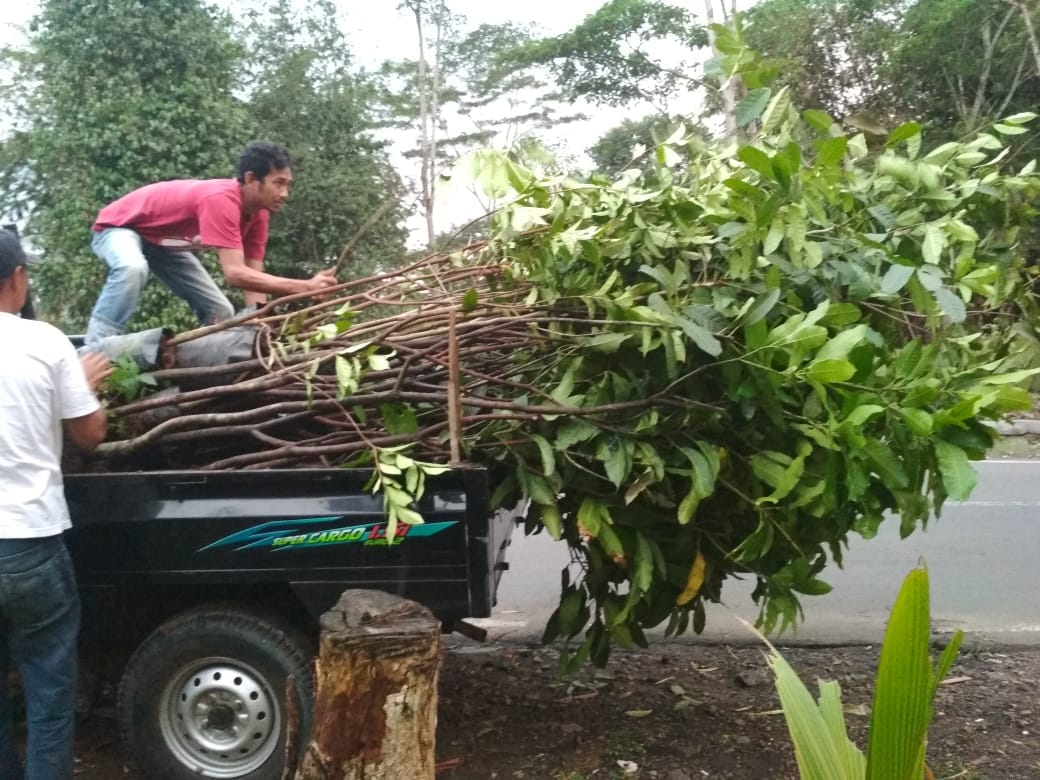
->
[93,179,270,262]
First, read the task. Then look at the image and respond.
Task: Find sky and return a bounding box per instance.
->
[0,0,718,241]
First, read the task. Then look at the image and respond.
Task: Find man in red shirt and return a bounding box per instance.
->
[85,141,337,345]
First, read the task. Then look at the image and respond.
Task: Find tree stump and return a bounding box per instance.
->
[291,590,442,780]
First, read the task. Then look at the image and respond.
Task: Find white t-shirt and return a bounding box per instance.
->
[0,313,100,537]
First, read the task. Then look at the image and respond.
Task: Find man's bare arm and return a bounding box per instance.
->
[243,259,267,308]
[64,352,112,451]
[64,409,108,451]
[218,248,337,299]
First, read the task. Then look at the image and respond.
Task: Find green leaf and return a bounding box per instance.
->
[461,287,479,311]
[1002,111,1037,125]
[803,108,835,132]
[678,489,700,525]
[587,333,632,353]
[803,359,856,384]
[368,353,391,372]
[863,439,909,489]
[881,265,914,294]
[577,498,603,537]
[976,368,1040,386]
[933,440,976,501]
[865,568,934,780]
[921,225,945,265]
[600,436,631,489]
[742,288,781,326]
[900,408,933,436]
[993,123,1028,136]
[752,446,809,504]
[676,316,723,357]
[760,86,791,134]
[816,137,847,168]
[738,145,776,180]
[539,502,563,540]
[335,355,355,399]
[886,122,922,148]
[556,419,600,450]
[845,404,885,426]
[769,650,860,779]
[932,288,967,323]
[530,433,556,477]
[736,89,772,127]
[815,324,870,362]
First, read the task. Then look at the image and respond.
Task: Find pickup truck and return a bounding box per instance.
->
[64,466,516,780]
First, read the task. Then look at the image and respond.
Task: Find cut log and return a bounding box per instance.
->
[291,590,442,780]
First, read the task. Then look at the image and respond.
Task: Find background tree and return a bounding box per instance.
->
[377,9,584,249]
[0,0,248,332]
[884,0,1040,159]
[587,114,688,176]
[744,0,1040,157]
[499,0,708,107]
[742,0,899,121]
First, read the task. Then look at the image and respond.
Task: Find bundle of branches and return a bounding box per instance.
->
[90,96,1040,666]
[94,253,532,470]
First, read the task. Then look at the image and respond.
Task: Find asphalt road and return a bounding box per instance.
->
[475,460,1040,645]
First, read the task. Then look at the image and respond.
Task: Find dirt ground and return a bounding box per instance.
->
[69,638,1040,780]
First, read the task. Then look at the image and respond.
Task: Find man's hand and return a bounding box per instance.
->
[80,352,113,392]
[306,268,339,293]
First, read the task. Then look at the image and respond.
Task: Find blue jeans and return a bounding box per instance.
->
[0,536,80,780]
[85,227,234,344]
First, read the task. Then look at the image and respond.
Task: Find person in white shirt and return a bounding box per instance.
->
[0,228,111,780]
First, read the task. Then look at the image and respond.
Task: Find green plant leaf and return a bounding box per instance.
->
[803,109,835,132]
[770,650,857,779]
[803,359,856,384]
[881,265,914,294]
[933,440,976,501]
[865,568,934,780]
[932,287,967,323]
[816,137,848,168]
[886,122,922,148]
[738,145,776,180]
[736,87,772,127]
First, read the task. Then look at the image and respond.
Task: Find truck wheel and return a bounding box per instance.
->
[117,608,314,780]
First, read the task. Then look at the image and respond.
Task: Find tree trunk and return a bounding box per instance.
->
[1005,0,1040,79]
[291,590,442,780]
[410,4,436,249]
[704,0,739,140]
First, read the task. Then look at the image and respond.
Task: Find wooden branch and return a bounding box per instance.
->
[446,309,462,464]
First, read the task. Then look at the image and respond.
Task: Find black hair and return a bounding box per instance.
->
[235,141,292,183]
[0,227,26,282]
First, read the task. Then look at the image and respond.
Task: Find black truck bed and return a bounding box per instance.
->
[64,466,515,655]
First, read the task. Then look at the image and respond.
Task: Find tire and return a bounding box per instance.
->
[117,607,314,780]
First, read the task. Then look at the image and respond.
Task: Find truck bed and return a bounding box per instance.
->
[64,466,516,648]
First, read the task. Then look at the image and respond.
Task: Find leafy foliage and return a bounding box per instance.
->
[458,103,1040,666]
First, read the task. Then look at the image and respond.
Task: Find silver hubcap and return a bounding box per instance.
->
[159,658,279,778]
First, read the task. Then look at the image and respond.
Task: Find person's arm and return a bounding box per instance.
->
[64,409,108,451]
[217,247,338,298]
[242,259,268,308]
[63,352,112,451]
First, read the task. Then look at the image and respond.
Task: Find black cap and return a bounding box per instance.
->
[0,227,42,283]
